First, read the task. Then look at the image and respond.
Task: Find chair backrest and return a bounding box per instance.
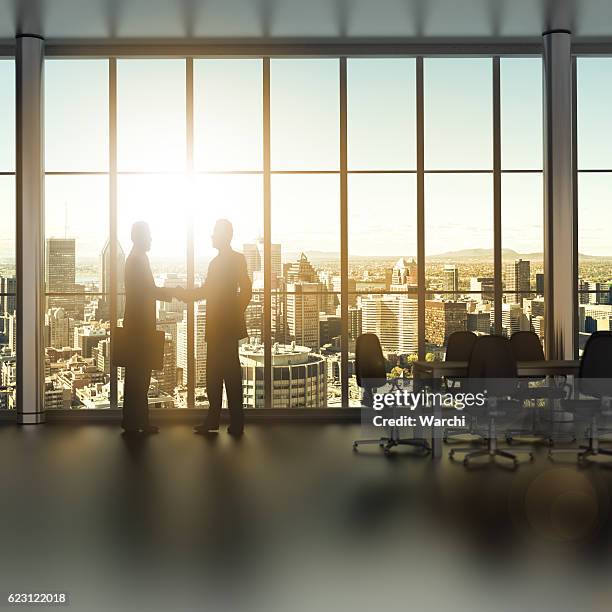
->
[355,333,386,387]
[579,331,612,397]
[445,331,477,362]
[509,331,545,362]
[467,335,517,379]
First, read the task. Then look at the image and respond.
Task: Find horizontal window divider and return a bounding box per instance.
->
[0,171,16,175]
[577,169,612,173]
[270,170,339,174]
[45,171,109,175]
[44,292,108,297]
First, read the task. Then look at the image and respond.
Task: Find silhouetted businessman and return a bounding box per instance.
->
[122,222,177,435]
[188,219,252,436]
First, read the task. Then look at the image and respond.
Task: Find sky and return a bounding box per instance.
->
[0,56,609,263]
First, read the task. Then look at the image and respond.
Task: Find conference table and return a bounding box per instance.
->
[412,359,581,459]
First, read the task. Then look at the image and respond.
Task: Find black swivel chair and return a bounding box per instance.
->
[352,333,430,455]
[549,331,612,464]
[449,335,534,468]
[443,331,479,442]
[507,330,565,444]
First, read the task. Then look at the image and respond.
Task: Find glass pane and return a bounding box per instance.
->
[424,58,492,170]
[425,174,493,356]
[577,172,612,353]
[500,58,543,170]
[271,59,339,170]
[0,176,16,410]
[44,176,110,409]
[577,58,612,170]
[117,59,186,172]
[45,59,109,171]
[117,174,188,272]
[192,175,263,407]
[0,59,15,172]
[194,59,262,171]
[272,174,339,406]
[347,58,416,170]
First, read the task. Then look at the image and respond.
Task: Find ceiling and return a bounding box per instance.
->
[0,0,610,45]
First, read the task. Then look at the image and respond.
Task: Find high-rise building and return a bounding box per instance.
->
[536,273,545,296]
[504,259,531,304]
[470,276,494,302]
[501,302,530,337]
[319,314,341,346]
[286,282,321,351]
[425,300,467,348]
[348,306,362,341]
[0,276,16,336]
[467,311,491,334]
[99,239,126,319]
[45,307,75,349]
[362,295,418,355]
[177,303,206,388]
[443,264,459,293]
[46,238,76,310]
[390,257,417,290]
[240,343,327,408]
[285,253,318,283]
[243,238,281,281]
[74,325,107,358]
[153,334,176,395]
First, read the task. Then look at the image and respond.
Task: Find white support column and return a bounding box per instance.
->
[543,29,576,359]
[16,34,45,424]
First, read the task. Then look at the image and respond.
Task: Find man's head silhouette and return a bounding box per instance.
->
[212,219,233,251]
[131,221,152,252]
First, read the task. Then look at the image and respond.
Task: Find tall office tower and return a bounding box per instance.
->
[285,253,318,283]
[578,279,591,305]
[331,275,357,307]
[0,276,16,336]
[425,300,468,348]
[44,307,75,349]
[390,257,418,290]
[501,302,530,337]
[177,303,206,388]
[442,264,459,293]
[74,325,107,358]
[153,334,176,395]
[157,309,182,377]
[470,276,494,302]
[319,314,341,346]
[7,313,17,355]
[240,343,327,408]
[467,311,491,334]
[585,281,612,305]
[362,295,418,355]
[46,238,76,310]
[286,282,321,351]
[93,338,111,375]
[99,239,126,319]
[523,296,545,319]
[504,258,531,304]
[348,305,362,341]
[580,303,612,333]
[243,238,281,281]
[536,272,545,296]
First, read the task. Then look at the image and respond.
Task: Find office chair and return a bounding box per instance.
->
[449,335,534,468]
[352,333,430,456]
[442,331,481,443]
[549,331,612,465]
[506,331,566,445]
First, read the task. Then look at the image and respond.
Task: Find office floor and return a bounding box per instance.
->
[1,423,612,612]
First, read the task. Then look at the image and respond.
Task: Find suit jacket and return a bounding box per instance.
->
[193,249,252,342]
[123,249,174,334]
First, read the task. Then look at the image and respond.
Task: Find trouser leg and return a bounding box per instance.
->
[224,341,244,431]
[122,367,151,430]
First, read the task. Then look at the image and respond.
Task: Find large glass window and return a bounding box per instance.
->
[576,58,612,354]
[37,54,545,411]
[1,60,16,411]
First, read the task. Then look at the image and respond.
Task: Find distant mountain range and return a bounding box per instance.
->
[286,248,608,263]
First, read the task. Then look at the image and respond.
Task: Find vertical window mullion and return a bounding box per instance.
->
[416,57,425,360]
[263,57,272,407]
[571,54,578,357]
[340,57,349,407]
[186,57,195,408]
[493,56,502,335]
[109,58,118,409]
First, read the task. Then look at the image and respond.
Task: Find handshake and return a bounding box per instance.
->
[172,287,199,303]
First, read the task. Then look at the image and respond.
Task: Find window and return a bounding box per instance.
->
[0,59,16,411]
[576,58,612,354]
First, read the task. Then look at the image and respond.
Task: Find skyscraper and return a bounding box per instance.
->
[443,264,459,293]
[0,276,16,336]
[177,303,206,388]
[286,282,321,351]
[504,259,531,304]
[390,257,417,289]
[361,295,418,355]
[46,238,76,310]
[243,238,281,281]
[425,300,467,348]
[99,239,126,319]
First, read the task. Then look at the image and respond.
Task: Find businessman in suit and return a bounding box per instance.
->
[122,221,178,435]
[182,219,252,436]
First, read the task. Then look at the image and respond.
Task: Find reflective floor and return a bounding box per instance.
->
[2,423,612,612]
